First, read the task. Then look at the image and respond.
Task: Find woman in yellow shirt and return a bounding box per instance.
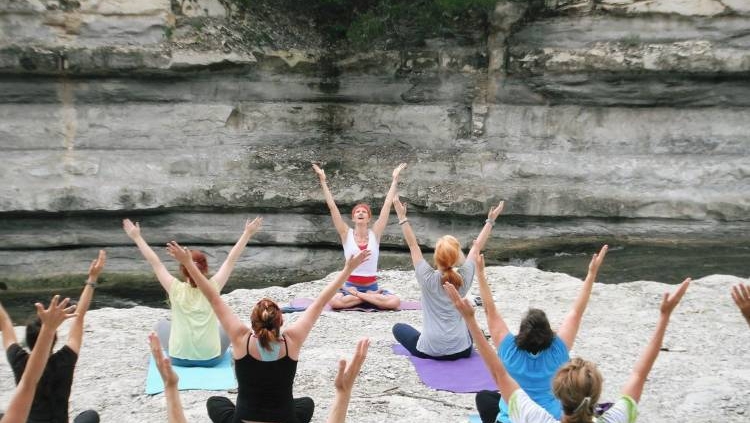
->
[123,217,261,367]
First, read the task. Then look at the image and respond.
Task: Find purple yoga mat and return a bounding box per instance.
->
[288,298,421,312]
[392,344,497,393]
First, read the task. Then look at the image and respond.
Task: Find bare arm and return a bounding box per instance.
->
[167,242,247,344]
[444,283,520,401]
[0,301,18,350]
[393,195,423,266]
[211,217,262,290]
[67,250,106,354]
[313,163,350,240]
[621,278,690,403]
[123,219,174,291]
[1,296,76,423]
[476,254,509,348]
[285,250,370,345]
[558,245,608,350]
[371,163,407,238]
[731,283,750,327]
[149,332,187,423]
[326,338,370,423]
[466,201,504,263]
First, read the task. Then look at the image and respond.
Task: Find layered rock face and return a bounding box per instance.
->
[1,0,748,289]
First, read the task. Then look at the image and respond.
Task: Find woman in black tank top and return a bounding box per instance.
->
[168,238,370,423]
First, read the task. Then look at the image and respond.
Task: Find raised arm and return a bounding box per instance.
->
[466,201,504,263]
[557,245,608,350]
[476,254,510,348]
[0,300,18,350]
[371,163,407,238]
[731,283,750,327]
[67,250,106,354]
[444,282,520,401]
[123,219,174,291]
[326,338,370,423]
[166,242,246,344]
[149,332,187,423]
[313,163,350,240]
[393,195,423,266]
[285,250,370,345]
[621,277,690,403]
[211,217,262,290]
[1,296,76,423]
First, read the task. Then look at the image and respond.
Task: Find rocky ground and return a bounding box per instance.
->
[1,265,748,422]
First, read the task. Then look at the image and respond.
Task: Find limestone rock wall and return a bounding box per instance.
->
[1,0,748,289]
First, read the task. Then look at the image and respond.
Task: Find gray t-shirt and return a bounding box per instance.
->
[415,258,476,356]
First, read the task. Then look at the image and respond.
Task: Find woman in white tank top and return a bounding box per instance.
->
[312,162,407,310]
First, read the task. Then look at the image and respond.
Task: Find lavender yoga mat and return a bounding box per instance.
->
[282,298,421,313]
[392,344,497,393]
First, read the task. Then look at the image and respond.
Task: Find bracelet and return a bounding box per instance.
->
[85,280,98,288]
[398,218,409,225]
[485,219,495,227]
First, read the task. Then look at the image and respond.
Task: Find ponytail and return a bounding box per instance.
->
[441,267,464,289]
[554,358,602,423]
[434,235,464,289]
[251,298,282,350]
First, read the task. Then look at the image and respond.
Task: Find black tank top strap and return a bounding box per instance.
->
[281,334,288,358]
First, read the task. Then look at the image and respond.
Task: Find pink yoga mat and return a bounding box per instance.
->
[284,298,421,312]
[392,344,497,393]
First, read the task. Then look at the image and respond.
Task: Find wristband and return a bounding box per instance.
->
[398,218,409,225]
[485,219,495,227]
[86,280,98,288]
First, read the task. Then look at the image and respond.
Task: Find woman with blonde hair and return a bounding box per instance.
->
[391,195,504,360]
[446,276,691,423]
[167,235,370,423]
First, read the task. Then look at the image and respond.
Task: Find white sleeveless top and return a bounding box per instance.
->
[342,228,379,277]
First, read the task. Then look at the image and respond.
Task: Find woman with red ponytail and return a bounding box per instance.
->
[391,195,504,360]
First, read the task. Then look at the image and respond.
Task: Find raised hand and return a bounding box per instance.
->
[122,218,141,239]
[149,332,179,388]
[487,201,505,222]
[588,245,608,276]
[344,249,371,272]
[731,283,750,325]
[392,163,407,180]
[35,295,77,331]
[393,195,407,220]
[312,163,326,180]
[244,217,263,236]
[334,338,370,394]
[166,241,191,265]
[88,250,107,281]
[476,253,486,277]
[660,278,691,316]
[443,282,475,319]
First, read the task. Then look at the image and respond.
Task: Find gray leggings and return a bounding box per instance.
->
[154,318,230,365]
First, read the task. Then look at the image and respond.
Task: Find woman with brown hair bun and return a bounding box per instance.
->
[123,217,261,367]
[391,195,504,360]
[167,239,370,423]
[474,245,608,423]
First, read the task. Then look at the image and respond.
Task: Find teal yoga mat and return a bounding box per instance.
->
[145,350,236,395]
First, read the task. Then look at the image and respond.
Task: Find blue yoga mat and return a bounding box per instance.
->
[468,414,482,423]
[145,350,237,395]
